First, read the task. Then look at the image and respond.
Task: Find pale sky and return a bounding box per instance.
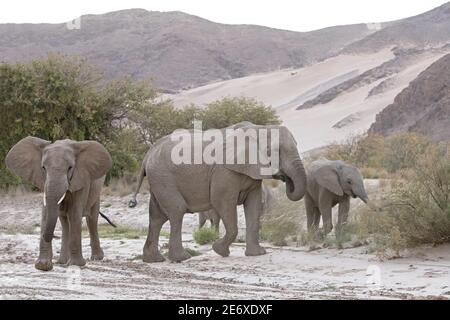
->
[1,0,448,31]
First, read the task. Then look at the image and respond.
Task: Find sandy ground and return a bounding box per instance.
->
[1,191,449,300]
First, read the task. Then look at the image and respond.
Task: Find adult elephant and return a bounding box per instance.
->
[135,122,307,263]
[5,137,112,271]
[305,159,368,236]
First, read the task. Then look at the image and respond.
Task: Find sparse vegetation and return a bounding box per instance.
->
[260,186,304,246]
[316,132,437,178]
[0,225,38,235]
[268,133,450,253]
[87,225,147,239]
[356,145,450,253]
[193,227,219,245]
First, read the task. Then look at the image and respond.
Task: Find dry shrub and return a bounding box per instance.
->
[102,174,149,197]
[260,186,305,246]
[356,146,450,253]
[0,184,33,197]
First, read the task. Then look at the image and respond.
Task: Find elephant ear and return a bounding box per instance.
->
[223,126,273,180]
[315,165,344,196]
[69,141,112,191]
[5,136,51,190]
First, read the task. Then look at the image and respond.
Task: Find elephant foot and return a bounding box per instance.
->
[90,249,104,261]
[56,256,69,265]
[67,256,86,267]
[245,245,267,256]
[143,250,165,263]
[168,249,191,263]
[212,240,230,257]
[35,259,53,271]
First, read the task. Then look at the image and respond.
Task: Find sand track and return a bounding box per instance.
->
[1,193,449,300]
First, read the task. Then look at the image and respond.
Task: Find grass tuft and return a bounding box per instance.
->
[193,227,219,245]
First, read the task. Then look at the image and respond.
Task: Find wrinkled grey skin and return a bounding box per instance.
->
[198,209,220,232]
[132,122,307,262]
[5,137,112,271]
[198,184,275,232]
[305,159,368,236]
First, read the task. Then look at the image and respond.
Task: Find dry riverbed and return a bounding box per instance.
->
[1,192,449,300]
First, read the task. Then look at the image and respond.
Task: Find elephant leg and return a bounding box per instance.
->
[305,194,319,233]
[87,202,104,261]
[318,196,333,236]
[243,186,266,256]
[212,205,238,257]
[336,197,350,236]
[168,213,191,262]
[212,214,220,233]
[56,214,70,265]
[143,196,167,263]
[67,206,86,267]
[198,212,207,229]
[35,207,54,271]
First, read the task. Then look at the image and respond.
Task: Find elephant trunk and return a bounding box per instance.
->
[43,179,68,242]
[357,190,369,204]
[353,184,369,203]
[283,158,307,201]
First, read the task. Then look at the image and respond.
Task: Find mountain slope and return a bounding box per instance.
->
[0,9,373,92]
[343,2,450,53]
[370,53,450,142]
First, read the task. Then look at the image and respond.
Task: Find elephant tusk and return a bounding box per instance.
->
[57,192,66,205]
[43,192,46,207]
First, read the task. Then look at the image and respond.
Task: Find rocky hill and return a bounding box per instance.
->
[370,53,450,142]
[343,2,450,53]
[0,9,372,92]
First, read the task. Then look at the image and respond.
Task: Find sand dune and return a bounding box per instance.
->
[170,48,447,151]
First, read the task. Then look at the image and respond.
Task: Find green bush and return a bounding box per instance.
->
[201,97,280,129]
[193,227,219,245]
[1,55,280,190]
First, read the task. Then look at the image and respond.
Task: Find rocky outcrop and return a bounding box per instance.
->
[370,54,450,142]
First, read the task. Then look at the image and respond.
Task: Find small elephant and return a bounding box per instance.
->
[5,137,112,271]
[197,184,275,232]
[305,159,368,236]
[132,122,307,263]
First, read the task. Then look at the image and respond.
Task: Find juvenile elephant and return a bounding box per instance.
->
[5,137,112,271]
[197,184,275,232]
[133,122,307,262]
[305,159,368,236]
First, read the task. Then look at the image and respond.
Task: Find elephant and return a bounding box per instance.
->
[131,121,307,263]
[5,137,112,271]
[305,159,368,237]
[197,184,275,232]
[198,209,220,232]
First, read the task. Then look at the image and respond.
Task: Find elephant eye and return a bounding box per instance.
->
[347,179,352,184]
[42,166,46,172]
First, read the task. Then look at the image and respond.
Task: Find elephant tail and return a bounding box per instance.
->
[99,211,117,228]
[128,158,147,208]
